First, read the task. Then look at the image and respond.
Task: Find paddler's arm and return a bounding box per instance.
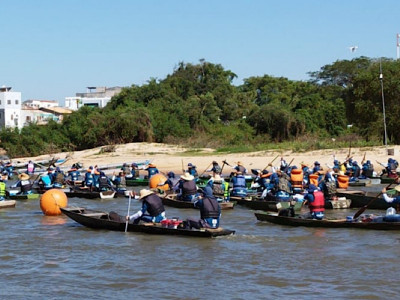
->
[382,188,395,203]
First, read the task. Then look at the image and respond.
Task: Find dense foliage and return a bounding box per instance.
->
[0,57,397,158]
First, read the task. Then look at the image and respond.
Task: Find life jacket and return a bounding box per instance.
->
[233,175,246,188]
[85,172,94,185]
[353,165,361,178]
[41,174,53,188]
[188,168,198,177]
[0,182,5,197]
[99,176,110,189]
[54,172,64,185]
[213,165,222,174]
[278,177,291,193]
[337,175,349,189]
[309,174,319,186]
[223,182,230,199]
[324,180,337,197]
[182,180,197,196]
[20,180,32,193]
[200,196,220,219]
[290,169,303,189]
[308,191,325,213]
[69,170,80,181]
[27,163,35,174]
[212,180,225,196]
[143,194,165,217]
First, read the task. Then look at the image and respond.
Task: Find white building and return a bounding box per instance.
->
[64,86,123,110]
[0,86,22,129]
[23,99,59,109]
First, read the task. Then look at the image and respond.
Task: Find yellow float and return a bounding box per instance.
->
[40,189,68,216]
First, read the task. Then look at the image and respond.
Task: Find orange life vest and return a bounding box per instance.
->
[309,174,319,186]
[290,169,303,188]
[337,175,349,189]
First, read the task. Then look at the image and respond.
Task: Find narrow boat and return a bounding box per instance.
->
[348,179,371,187]
[125,177,149,187]
[163,194,234,210]
[255,212,400,230]
[336,189,396,210]
[233,196,303,212]
[0,200,16,209]
[7,193,40,200]
[61,207,235,238]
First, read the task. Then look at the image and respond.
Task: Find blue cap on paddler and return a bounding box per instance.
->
[314,161,320,165]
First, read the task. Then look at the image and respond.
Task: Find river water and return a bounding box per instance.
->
[1,189,400,299]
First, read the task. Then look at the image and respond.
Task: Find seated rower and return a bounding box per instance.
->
[12,173,33,195]
[231,171,247,198]
[303,184,325,220]
[382,185,400,213]
[0,176,6,200]
[177,172,198,202]
[187,186,221,229]
[126,189,166,224]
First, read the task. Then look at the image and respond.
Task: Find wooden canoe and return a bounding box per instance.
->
[255,212,400,230]
[163,194,234,210]
[125,177,149,187]
[61,207,235,238]
[7,193,40,200]
[233,197,303,212]
[348,179,371,187]
[336,189,395,210]
[0,200,16,209]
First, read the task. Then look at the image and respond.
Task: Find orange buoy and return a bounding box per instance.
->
[149,174,169,191]
[40,189,68,216]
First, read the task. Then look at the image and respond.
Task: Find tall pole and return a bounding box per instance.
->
[397,33,400,60]
[379,59,388,147]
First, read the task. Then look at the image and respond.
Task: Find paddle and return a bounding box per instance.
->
[181,159,185,173]
[262,155,279,171]
[220,159,231,174]
[125,193,132,232]
[352,181,396,220]
[199,162,212,177]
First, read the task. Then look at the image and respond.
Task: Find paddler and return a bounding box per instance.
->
[126,189,166,224]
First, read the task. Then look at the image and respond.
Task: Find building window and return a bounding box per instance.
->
[26,116,31,122]
[7,100,11,105]
[15,100,19,105]
[11,115,13,120]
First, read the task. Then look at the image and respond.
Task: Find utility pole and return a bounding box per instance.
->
[379,59,388,147]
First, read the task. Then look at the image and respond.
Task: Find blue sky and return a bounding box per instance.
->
[1,0,399,104]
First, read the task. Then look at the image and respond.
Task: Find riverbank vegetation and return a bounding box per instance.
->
[1,57,398,158]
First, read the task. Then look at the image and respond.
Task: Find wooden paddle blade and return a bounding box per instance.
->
[353,205,368,220]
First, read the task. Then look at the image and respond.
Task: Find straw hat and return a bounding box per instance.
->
[394,185,400,193]
[18,173,30,180]
[181,172,194,181]
[138,189,154,200]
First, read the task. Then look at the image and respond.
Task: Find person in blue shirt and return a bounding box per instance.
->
[84,166,95,191]
[67,166,81,185]
[312,161,321,174]
[177,173,198,202]
[127,189,166,224]
[12,173,33,195]
[382,185,400,213]
[146,164,159,179]
[303,184,325,220]
[186,163,199,178]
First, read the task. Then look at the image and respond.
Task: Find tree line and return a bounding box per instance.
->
[1,57,398,158]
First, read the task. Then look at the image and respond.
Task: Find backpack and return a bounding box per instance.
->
[278,177,291,193]
[212,182,225,196]
[325,180,337,197]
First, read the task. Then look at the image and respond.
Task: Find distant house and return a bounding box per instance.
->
[64,86,123,110]
[23,99,59,109]
[0,86,23,129]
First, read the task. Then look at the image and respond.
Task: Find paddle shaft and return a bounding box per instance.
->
[353,182,395,219]
[199,162,212,177]
[125,194,132,232]
[262,154,279,171]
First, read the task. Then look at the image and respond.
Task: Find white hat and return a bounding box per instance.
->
[180,172,194,181]
[18,173,30,180]
[394,185,400,193]
[212,174,222,182]
[138,189,154,200]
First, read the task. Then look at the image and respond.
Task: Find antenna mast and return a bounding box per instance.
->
[379,59,388,147]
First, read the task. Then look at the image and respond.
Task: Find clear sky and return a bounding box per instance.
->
[1,0,399,104]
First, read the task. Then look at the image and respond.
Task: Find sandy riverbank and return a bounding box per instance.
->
[14,143,400,175]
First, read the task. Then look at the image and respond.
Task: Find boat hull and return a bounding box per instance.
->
[255,212,400,230]
[61,207,235,237]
